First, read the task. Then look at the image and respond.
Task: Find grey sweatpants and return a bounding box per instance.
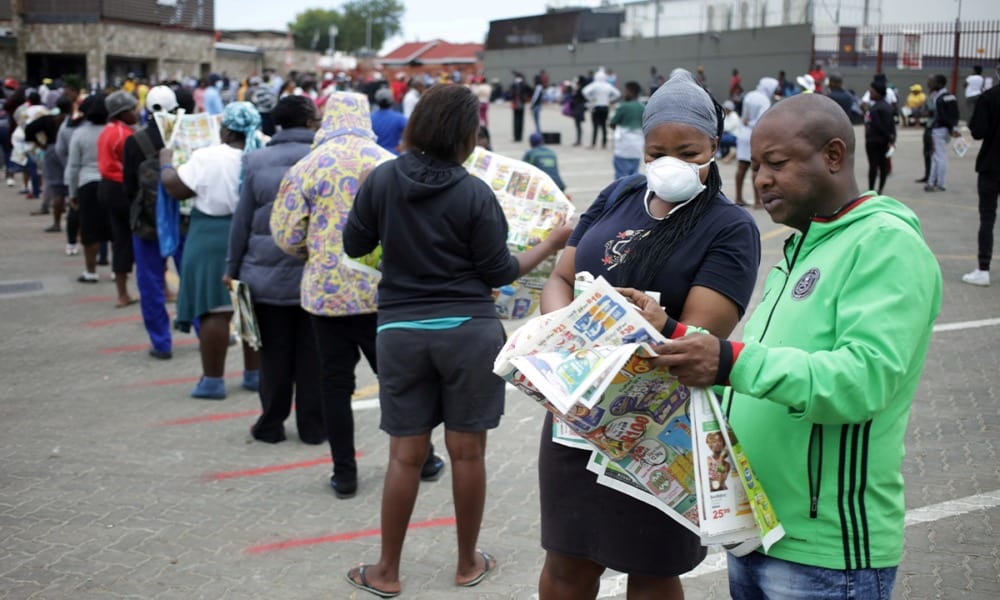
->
[929,127,950,188]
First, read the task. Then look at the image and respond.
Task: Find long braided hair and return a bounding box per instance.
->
[619,96,727,292]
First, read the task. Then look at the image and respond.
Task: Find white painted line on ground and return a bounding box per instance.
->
[903,489,1000,525]
[933,317,1000,333]
[582,489,1000,599]
[353,398,379,411]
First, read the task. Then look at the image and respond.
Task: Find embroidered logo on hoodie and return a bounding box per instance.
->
[792,268,820,299]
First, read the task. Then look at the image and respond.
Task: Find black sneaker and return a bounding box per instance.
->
[148,348,172,360]
[250,428,286,444]
[330,474,357,499]
[298,432,326,445]
[421,454,446,482]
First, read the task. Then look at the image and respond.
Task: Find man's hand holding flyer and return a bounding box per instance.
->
[494,276,785,552]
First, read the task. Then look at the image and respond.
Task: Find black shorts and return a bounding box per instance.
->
[77,181,112,245]
[376,317,506,436]
[45,183,68,200]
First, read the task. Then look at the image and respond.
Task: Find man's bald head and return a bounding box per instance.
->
[750,93,861,230]
[760,93,855,157]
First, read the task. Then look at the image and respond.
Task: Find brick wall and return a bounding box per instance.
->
[18,22,213,83]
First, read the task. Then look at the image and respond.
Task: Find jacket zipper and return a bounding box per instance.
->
[757,233,804,343]
[808,424,823,518]
[757,232,821,518]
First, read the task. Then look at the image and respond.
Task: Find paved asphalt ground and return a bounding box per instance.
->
[1,102,998,599]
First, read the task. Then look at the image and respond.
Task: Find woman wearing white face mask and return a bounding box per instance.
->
[536,70,761,600]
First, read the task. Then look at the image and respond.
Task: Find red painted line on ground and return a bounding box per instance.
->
[100,338,198,354]
[206,456,334,481]
[74,295,117,304]
[85,314,145,327]
[245,516,456,554]
[156,407,262,426]
[128,370,242,391]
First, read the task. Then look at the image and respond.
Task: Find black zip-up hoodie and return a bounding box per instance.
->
[864,98,896,146]
[344,151,519,325]
[969,83,1000,178]
[932,89,959,132]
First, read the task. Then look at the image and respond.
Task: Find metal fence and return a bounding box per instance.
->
[813,20,1000,91]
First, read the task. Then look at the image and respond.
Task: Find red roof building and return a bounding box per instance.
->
[377,39,484,82]
[378,39,482,71]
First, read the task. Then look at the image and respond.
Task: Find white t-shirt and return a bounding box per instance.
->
[861,87,898,107]
[582,80,621,107]
[965,74,985,99]
[402,89,420,118]
[473,83,492,103]
[176,144,243,216]
[613,128,644,159]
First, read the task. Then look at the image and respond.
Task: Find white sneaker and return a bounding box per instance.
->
[961,269,990,287]
[5,176,13,187]
[65,243,79,256]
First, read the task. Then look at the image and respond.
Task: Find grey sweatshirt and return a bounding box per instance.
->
[65,121,104,197]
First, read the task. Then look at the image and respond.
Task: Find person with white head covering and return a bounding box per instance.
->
[535,69,761,600]
[735,76,778,207]
[582,70,622,148]
[796,73,816,94]
[719,98,742,161]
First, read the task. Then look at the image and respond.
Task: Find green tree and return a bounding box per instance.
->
[288,1,404,55]
[340,0,404,54]
[287,8,341,52]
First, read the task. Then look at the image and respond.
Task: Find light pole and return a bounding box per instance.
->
[950,0,962,95]
[328,24,338,56]
[365,16,372,56]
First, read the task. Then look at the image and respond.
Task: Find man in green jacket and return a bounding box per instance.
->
[648,94,942,598]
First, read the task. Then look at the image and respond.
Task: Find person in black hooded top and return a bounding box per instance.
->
[342,83,571,597]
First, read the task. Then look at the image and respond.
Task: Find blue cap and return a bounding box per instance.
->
[529,132,543,147]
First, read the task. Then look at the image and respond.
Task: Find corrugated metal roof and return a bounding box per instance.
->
[20,0,213,30]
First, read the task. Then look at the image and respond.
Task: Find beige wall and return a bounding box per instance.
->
[214,52,262,80]
[263,48,319,75]
[221,32,320,75]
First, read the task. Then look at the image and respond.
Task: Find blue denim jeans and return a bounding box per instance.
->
[613,156,640,180]
[728,552,897,600]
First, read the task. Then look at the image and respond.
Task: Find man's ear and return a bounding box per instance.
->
[824,137,848,173]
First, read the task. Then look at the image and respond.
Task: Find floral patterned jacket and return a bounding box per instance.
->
[270,92,394,316]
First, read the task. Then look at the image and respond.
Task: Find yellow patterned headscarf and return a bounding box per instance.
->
[313,92,377,148]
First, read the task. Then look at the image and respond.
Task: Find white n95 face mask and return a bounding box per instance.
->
[645,155,712,205]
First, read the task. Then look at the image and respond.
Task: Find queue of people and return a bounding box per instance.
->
[13,59,995,600]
